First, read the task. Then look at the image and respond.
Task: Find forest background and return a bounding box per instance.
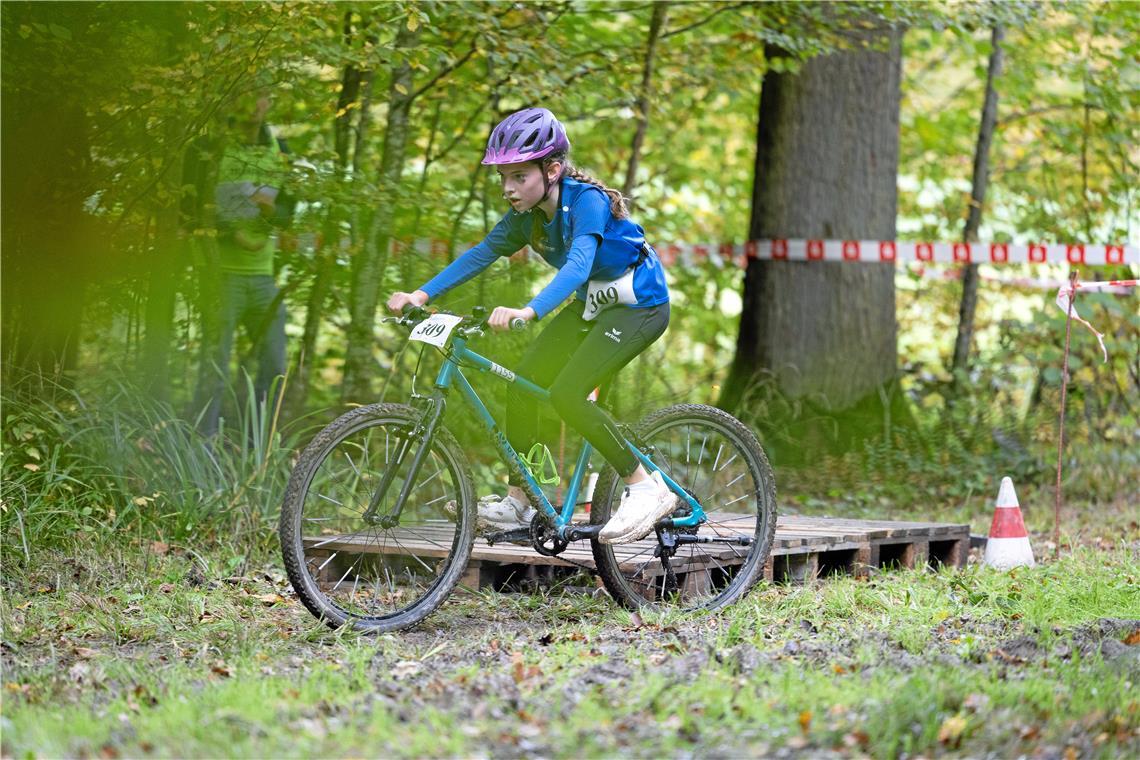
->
[3,1,1135,550]
[2,2,1139,758]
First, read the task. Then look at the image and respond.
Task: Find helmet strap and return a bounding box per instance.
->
[538,159,562,205]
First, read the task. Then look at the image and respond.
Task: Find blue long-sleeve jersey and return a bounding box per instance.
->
[419,176,669,319]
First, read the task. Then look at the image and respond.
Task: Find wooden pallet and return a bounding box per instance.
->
[303,514,969,591]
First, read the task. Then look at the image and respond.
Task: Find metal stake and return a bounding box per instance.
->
[1054,270,1078,559]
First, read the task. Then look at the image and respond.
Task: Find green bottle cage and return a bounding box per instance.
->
[522,443,560,486]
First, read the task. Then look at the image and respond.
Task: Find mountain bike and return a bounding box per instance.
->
[280,306,777,632]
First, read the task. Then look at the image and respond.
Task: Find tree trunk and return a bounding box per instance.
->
[719,32,903,460]
[141,16,196,403]
[951,25,1005,379]
[341,24,419,403]
[141,210,185,402]
[622,2,669,201]
[287,17,366,416]
[0,78,93,397]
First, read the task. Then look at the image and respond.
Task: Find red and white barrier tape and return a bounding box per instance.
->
[652,240,1138,267]
[395,238,1139,267]
[1055,280,1139,362]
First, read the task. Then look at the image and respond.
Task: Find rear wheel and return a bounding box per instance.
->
[590,404,776,611]
[279,403,476,632]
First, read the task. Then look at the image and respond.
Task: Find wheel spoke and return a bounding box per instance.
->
[284,410,473,628]
[596,411,774,612]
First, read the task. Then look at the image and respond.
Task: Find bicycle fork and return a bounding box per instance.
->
[362,397,447,528]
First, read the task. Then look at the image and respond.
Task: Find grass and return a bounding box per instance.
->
[2,529,1138,758]
[1,378,1137,757]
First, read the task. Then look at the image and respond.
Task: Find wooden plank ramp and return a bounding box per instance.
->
[303,514,969,591]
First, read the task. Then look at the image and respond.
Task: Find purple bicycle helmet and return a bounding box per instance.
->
[482,107,570,165]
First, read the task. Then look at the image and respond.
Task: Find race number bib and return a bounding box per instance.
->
[408,313,463,347]
[583,268,637,321]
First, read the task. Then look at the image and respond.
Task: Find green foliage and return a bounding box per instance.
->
[899,1,1139,242]
[1,377,301,557]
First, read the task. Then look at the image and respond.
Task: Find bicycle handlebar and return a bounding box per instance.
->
[386,304,528,337]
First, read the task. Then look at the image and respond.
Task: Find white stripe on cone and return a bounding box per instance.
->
[982,477,1035,569]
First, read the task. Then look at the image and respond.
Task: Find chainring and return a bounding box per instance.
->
[529,512,569,556]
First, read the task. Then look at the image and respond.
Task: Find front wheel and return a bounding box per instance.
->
[590,404,777,611]
[279,403,476,632]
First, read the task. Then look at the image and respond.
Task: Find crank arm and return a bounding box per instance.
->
[485,528,532,546]
[561,524,603,542]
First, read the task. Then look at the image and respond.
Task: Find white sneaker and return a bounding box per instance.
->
[598,471,677,545]
[445,493,536,535]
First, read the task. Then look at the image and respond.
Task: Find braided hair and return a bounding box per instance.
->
[525,151,629,255]
[543,151,629,220]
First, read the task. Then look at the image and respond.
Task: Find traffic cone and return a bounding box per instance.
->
[982,477,1035,569]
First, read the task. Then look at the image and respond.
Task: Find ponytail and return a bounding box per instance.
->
[542,152,629,220]
[526,151,630,254]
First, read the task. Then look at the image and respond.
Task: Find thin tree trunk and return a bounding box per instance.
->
[951,25,1005,378]
[406,96,444,284]
[342,23,420,403]
[142,208,184,401]
[622,2,668,201]
[287,15,366,415]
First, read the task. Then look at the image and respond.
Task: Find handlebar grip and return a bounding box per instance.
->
[510,318,527,331]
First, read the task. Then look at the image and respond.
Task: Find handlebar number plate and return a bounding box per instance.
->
[408,313,463,347]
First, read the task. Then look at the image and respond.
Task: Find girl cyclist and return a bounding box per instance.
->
[387,107,671,545]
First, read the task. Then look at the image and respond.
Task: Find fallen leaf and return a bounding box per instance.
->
[256,593,285,606]
[963,693,990,712]
[159,583,175,594]
[938,714,968,747]
[1123,628,1140,646]
[210,662,232,678]
[392,660,421,679]
[74,647,98,659]
[133,684,157,707]
[23,463,39,472]
[150,541,169,555]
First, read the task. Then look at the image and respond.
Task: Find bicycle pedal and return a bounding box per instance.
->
[484,528,532,546]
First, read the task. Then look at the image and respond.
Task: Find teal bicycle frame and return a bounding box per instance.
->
[423,330,707,539]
